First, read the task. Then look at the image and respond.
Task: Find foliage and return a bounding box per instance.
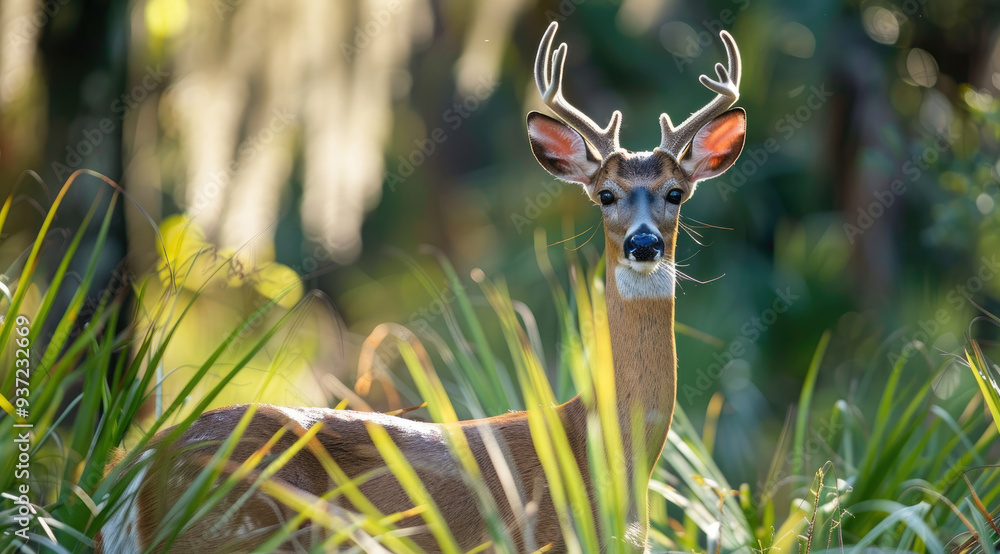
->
[0,177,998,552]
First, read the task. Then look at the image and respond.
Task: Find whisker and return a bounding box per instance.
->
[668,263,685,295]
[679,220,704,239]
[568,220,604,251]
[548,225,595,248]
[679,222,708,247]
[675,269,726,285]
[682,215,733,231]
[676,251,700,264]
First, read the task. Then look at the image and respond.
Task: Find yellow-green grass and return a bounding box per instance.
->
[0,172,997,552]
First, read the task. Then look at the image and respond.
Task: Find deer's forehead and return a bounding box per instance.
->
[601,151,682,191]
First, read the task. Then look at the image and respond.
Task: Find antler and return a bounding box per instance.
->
[535,22,622,159]
[658,30,742,159]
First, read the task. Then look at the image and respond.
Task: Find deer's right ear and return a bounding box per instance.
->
[679,108,746,183]
[527,112,602,186]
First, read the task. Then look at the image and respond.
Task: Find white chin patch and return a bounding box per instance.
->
[615,260,676,300]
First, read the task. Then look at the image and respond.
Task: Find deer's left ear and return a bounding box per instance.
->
[680,108,746,183]
[526,112,602,187]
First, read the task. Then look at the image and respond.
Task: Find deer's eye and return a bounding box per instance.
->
[598,191,616,206]
[666,189,683,205]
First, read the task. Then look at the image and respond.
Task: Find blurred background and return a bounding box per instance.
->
[1,0,999,492]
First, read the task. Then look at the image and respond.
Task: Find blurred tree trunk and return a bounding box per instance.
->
[32,0,129,335]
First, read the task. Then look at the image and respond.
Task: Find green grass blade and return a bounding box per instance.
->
[793,330,830,476]
[366,421,462,554]
[967,339,1000,433]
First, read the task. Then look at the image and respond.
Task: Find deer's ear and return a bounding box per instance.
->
[527,112,602,186]
[680,108,746,183]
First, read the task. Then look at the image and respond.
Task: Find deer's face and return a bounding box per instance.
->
[587,150,686,274]
[526,23,746,295]
[527,109,746,279]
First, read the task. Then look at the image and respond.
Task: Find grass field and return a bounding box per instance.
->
[1,172,999,552]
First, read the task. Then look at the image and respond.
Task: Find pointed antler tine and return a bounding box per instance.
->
[532,22,622,158]
[700,73,736,97]
[659,30,743,158]
[547,44,569,100]
[715,63,729,83]
[659,113,675,132]
[535,22,559,94]
[605,110,623,140]
[609,110,622,129]
[720,30,741,85]
[555,43,569,75]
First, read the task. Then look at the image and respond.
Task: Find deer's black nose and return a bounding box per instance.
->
[624,230,664,262]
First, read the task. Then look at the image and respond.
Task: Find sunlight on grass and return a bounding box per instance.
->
[0,172,998,552]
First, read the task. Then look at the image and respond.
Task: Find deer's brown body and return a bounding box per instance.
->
[111,406,565,552]
[97,22,745,553]
[99,244,673,552]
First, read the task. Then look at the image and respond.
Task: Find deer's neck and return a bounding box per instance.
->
[563,235,678,471]
[606,248,677,467]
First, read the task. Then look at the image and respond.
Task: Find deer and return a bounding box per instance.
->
[96,21,745,553]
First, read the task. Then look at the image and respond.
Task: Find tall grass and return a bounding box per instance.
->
[0,172,998,552]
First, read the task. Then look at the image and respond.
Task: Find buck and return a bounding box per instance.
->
[97,22,745,553]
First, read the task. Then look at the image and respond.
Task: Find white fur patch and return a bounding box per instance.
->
[615,260,676,300]
[102,450,152,553]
